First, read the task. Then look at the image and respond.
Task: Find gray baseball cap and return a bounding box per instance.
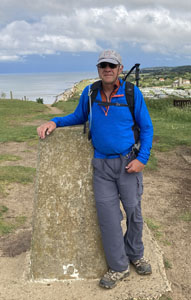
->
[97,49,122,65]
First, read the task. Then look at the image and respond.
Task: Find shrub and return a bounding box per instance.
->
[36,97,43,104]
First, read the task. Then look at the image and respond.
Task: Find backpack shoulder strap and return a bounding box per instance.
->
[125,81,140,145]
[88,80,102,114]
[88,80,135,119]
[84,80,101,137]
[125,81,135,122]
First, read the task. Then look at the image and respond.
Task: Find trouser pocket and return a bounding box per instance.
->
[136,173,143,200]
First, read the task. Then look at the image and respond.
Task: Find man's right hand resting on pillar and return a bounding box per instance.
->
[37,121,56,139]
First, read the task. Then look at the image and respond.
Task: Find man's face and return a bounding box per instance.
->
[97,62,123,85]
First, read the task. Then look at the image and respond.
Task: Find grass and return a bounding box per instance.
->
[145,217,172,246]
[0,219,15,235]
[0,154,21,162]
[145,218,163,239]
[163,257,172,269]
[146,98,191,152]
[0,90,189,240]
[52,99,78,115]
[159,296,173,300]
[0,205,8,217]
[180,211,191,222]
[145,150,158,171]
[0,204,14,235]
[0,204,27,235]
[0,216,27,235]
[0,182,8,197]
[0,92,190,178]
[0,166,36,184]
[30,113,64,121]
[0,99,49,142]
[0,166,36,197]
[15,215,27,226]
[52,78,95,112]
[1,92,191,152]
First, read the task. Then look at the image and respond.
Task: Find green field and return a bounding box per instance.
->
[0,86,191,235]
[0,99,57,142]
[0,93,191,161]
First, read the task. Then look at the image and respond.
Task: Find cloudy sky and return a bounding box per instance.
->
[0,0,191,73]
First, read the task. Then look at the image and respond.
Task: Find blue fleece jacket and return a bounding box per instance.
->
[51,79,153,165]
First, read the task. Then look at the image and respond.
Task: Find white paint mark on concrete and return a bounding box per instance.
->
[63,264,79,279]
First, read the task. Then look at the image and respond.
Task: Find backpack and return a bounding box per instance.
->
[85,80,140,145]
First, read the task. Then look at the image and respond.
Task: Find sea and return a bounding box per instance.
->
[0,72,98,104]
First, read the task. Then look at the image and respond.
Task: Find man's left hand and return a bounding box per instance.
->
[125,159,145,173]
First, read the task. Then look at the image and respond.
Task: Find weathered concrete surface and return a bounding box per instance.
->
[182,155,191,164]
[31,127,107,280]
[30,126,171,299]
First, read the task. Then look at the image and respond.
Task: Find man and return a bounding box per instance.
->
[37,49,153,289]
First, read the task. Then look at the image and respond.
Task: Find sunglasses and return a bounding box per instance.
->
[98,62,118,69]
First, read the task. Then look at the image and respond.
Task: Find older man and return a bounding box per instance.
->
[37,49,153,289]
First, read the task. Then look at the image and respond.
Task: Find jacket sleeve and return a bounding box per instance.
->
[134,86,154,165]
[51,86,89,127]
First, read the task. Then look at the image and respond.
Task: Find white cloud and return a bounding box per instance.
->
[0,55,20,62]
[0,2,191,62]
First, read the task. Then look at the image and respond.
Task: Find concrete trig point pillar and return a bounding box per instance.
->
[30,127,107,280]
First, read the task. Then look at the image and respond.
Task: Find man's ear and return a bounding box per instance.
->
[119,64,123,74]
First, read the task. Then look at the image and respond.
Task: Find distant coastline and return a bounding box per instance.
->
[53,77,98,104]
[53,82,79,104]
[0,72,98,105]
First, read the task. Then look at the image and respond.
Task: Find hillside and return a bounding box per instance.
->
[141,65,191,75]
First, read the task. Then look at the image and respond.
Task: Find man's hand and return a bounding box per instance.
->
[37,121,56,139]
[125,159,145,173]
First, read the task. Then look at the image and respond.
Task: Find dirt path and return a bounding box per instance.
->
[143,148,191,300]
[45,104,63,115]
[0,127,190,299]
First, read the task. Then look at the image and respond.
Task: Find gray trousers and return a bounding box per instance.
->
[92,156,144,272]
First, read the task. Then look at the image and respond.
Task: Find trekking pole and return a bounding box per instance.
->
[123,63,140,87]
[135,63,140,87]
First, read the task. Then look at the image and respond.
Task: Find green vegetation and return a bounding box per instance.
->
[0,154,21,162]
[0,166,36,184]
[145,150,158,171]
[0,164,36,198]
[53,99,78,114]
[52,78,97,112]
[163,257,172,269]
[36,97,43,104]
[0,99,49,142]
[30,113,63,121]
[0,218,15,235]
[0,205,14,235]
[145,218,172,246]
[0,182,8,197]
[1,82,191,161]
[141,65,191,75]
[0,164,35,199]
[72,79,98,101]
[0,78,189,238]
[15,215,27,226]
[159,295,173,300]
[146,98,191,152]
[122,65,191,88]
[0,205,8,217]
[180,211,191,222]
[0,205,27,235]
[145,218,163,239]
